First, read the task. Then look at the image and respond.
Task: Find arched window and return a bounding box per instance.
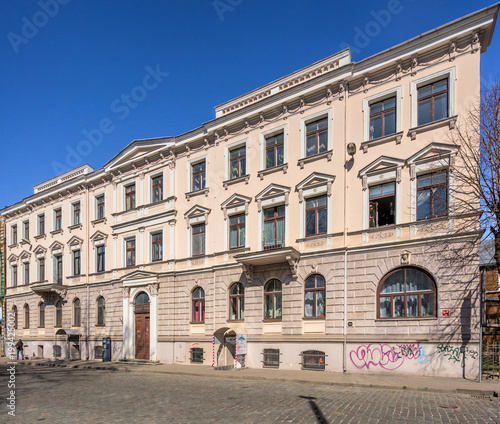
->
[39,302,45,328]
[73,298,81,327]
[55,301,62,327]
[13,306,18,330]
[264,279,282,320]
[378,267,436,318]
[229,283,244,320]
[135,292,150,314]
[97,297,105,326]
[192,287,205,323]
[24,304,29,329]
[304,274,326,318]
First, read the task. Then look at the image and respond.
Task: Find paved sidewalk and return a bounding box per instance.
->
[4,356,498,397]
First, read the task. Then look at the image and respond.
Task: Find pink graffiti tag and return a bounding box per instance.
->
[350,343,405,370]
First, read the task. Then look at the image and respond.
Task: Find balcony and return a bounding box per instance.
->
[31,275,67,297]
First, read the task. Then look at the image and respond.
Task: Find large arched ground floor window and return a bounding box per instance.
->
[378,267,436,318]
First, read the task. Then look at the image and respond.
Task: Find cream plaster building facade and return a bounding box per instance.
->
[2,5,498,377]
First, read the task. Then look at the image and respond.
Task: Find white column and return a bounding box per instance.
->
[150,290,158,361]
[169,221,175,260]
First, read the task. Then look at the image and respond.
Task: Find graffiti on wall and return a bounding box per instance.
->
[436,343,478,367]
[350,343,427,370]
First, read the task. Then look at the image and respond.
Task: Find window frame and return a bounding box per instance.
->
[191,287,205,323]
[259,124,288,172]
[54,208,62,231]
[151,174,163,203]
[96,245,105,272]
[38,257,45,281]
[54,254,63,285]
[416,170,448,220]
[410,67,456,129]
[262,348,280,368]
[264,279,282,320]
[191,160,206,192]
[23,304,30,329]
[229,282,245,321]
[11,264,18,287]
[95,194,105,220]
[151,232,163,262]
[124,183,136,211]
[305,195,327,237]
[304,274,326,318]
[38,214,45,236]
[263,206,285,250]
[39,302,45,328]
[191,223,206,257]
[23,220,29,240]
[369,181,396,228]
[72,202,81,226]
[11,225,18,245]
[362,87,402,142]
[97,297,105,326]
[229,213,246,250]
[23,262,30,285]
[55,300,63,328]
[300,109,332,159]
[73,298,81,327]
[125,238,136,267]
[228,145,247,180]
[13,306,18,330]
[377,266,437,319]
[73,250,81,276]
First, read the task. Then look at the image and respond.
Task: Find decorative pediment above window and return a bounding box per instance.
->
[8,253,18,263]
[295,172,335,202]
[221,194,252,219]
[184,204,211,228]
[255,184,291,212]
[90,230,108,247]
[33,245,47,256]
[68,236,83,251]
[19,250,31,262]
[49,241,64,256]
[121,270,159,290]
[358,156,405,190]
[406,142,458,179]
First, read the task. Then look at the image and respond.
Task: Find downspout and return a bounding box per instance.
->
[479,269,484,383]
[342,82,349,373]
[85,182,90,360]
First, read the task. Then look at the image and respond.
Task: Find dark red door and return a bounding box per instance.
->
[135,313,150,360]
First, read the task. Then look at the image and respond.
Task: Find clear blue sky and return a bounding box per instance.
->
[1,0,499,209]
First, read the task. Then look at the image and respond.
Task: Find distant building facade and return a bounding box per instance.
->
[1,5,498,377]
[480,239,500,345]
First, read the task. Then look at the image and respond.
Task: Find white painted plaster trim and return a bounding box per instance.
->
[362,86,402,142]
[299,107,333,159]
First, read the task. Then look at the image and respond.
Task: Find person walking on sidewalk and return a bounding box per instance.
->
[16,339,25,360]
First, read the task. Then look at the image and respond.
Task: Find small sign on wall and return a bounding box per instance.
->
[442,310,450,316]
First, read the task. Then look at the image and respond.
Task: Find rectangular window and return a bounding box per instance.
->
[370,97,396,139]
[11,225,17,244]
[24,263,30,285]
[96,195,105,219]
[12,265,17,287]
[152,233,163,262]
[96,246,105,272]
[23,221,29,240]
[38,214,45,236]
[54,208,62,231]
[263,206,285,250]
[229,214,245,249]
[125,184,136,210]
[369,182,395,227]
[192,161,206,191]
[263,348,280,368]
[229,146,246,179]
[301,350,326,371]
[265,133,284,168]
[305,195,327,236]
[126,239,136,267]
[417,171,448,220]
[306,118,328,157]
[55,255,63,284]
[192,224,205,256]
[152,175,163,203]
[418,79,448,126]
[73,202,81,225]
[73,250,81,275]
[190,347,204,363]
[39,258,45,281]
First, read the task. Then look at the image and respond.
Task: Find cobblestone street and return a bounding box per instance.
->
[0,364,499,424]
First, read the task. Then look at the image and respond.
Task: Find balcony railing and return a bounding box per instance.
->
[263,234,285,251]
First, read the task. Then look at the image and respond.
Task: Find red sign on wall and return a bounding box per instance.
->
[442,310,450,316]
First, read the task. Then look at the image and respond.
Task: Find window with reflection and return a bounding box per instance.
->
[229,283,244,320]
[418,79,448,125]
[55,300,62,327]
[97,297,105,326]
[306,196,327,236]
[304,274,326,317]
[378,267,436,319]
[369,182,395,227]
[266,133,284,168]
[306,118,328,157]
[192,287,205,323]
[370,97,396,139]
[73,298,81,327]
[24,304,30,329]
[264,279,282,320]
[229,146,246,179]
[417,171,447,220]
[39,302,45,328]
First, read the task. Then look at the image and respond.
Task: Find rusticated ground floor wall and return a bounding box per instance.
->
[4,236,481,378]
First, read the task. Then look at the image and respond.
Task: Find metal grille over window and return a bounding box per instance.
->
[262,348,280,368]
[300,350,326,370]
[190,347,204,363]
[53,345,62,358]
[94,345,103,359]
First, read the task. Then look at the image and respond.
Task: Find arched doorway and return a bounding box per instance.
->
[134,292,150,360]
[213,327,237,369]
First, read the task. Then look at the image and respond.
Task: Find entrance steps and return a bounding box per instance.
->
[119,359,161,365]
[213,365,234,371]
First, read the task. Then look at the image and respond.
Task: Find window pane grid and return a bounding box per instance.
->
[370,97,396,139]
[152,176,163,203]
[418,79,448,125]
[305,118,328,157]
[417,171,448,219]
[265,133,284,168]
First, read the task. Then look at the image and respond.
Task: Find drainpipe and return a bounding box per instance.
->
[479,269,484,383]
[342,82,349,373]
[85,182,90,360]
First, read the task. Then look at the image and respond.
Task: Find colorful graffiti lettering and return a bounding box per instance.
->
[350,343,428,370]
[350,344,404,370]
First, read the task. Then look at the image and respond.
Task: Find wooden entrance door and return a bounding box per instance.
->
[135,313,150,360]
